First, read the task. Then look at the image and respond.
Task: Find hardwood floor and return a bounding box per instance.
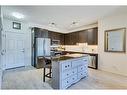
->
[2,66,127,89]
[69,69,127,89]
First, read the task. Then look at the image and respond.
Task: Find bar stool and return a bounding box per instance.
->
[42,56,52,82]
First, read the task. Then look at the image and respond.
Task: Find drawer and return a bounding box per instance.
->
[78,65,86,72]
[61,61,71,71]
[78,71,87,79]
[72,60,82,68]
[83,57,89,61]
[70,74,78,84]
[71,68,77,75]
[61,70,72,80]
[72,58,88,68]
[61,68,77,80]
[61,77,71,89]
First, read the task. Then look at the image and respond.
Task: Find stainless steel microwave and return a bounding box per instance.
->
[52,40,60,46]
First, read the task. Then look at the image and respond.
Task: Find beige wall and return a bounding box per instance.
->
[98,13,127,76]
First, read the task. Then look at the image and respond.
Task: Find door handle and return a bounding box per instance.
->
[21,49,25,52]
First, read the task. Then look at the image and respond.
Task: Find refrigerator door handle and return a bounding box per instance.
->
[43,39,45,56]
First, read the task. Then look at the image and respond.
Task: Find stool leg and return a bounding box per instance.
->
[49,67,52,77]
[43,68,45,82]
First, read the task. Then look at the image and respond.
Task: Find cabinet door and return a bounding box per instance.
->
[78,71,87,79]
[61,61,71,71]
[41,29,48,38]
[64,32,79,45]
[48,31,52,39]
[64,34,70,45]
[93,27,98,45]
[34,28,48,38]
[87,27,98,45]
[34,28,42,38]
[70,32,79,45]
[70,74,78,84]
[61,77,71,89]
[60,34,65,45]
[78,30,88,43]
[51,32,60,40]
[69,33,74,45]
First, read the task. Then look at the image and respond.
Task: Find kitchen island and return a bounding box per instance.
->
[51,54,89,89]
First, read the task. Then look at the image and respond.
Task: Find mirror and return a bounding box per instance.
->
[104,28,126,53]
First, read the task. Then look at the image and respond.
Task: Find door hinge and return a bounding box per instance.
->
[2,34,6,38]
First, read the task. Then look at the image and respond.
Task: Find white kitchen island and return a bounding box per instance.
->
[51,54,89,89]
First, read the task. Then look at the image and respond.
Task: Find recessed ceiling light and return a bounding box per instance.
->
[70,21,78,27]
[72,21,78,25]
[49,22,57,26]
[12,12,24,19]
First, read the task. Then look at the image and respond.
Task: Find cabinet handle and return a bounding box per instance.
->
[68,65,69,67]
[67,81,69,83]
[65,66,67,68]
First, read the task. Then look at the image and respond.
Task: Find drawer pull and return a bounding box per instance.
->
[65,66,67,68]
[68,65,69,67]
[83,59,87,61]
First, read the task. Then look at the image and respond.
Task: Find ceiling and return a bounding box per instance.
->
[2,6,127,33]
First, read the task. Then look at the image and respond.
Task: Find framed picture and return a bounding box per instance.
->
[104,28,126,53]
[13,22,21,29]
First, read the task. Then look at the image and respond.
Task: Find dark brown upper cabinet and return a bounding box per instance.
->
[64,32,79,45]
[70,32,79,45]
[48,31,65,45]
[64,34,71,45]
[64,27,98,45]
[51,32,60,40]
[87,27,98,45]
[34,27,48,38]
[78,30,88,43]
[60,33,65,45]
[33,27,98,45]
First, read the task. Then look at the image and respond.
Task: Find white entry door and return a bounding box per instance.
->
[5,32,25,69]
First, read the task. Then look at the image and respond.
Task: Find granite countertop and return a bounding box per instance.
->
[52,54,88,61]
[61,50,98,54]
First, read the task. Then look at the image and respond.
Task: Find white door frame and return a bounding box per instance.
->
[2,31,26,70]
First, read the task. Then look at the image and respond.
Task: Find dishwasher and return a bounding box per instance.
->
[88,55,97,69]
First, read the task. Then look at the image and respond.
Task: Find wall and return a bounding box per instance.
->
[64,44,98,54]
[2,18,32,69]
[0,6,2,89]
[98,13,127,76]
[67,23,98,33]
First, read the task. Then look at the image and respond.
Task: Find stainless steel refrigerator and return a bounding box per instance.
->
[36,38,51,56]
[32,38,51,68]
